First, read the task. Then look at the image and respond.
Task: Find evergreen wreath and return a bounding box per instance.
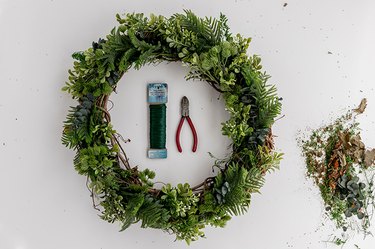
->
[62,10,282,243]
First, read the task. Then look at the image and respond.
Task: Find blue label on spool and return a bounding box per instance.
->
[148,83,168,104]
[148,149,167,159]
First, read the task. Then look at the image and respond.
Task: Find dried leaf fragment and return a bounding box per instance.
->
[338,131,350,149]
[353,98,367,114]
[364,149,375,167]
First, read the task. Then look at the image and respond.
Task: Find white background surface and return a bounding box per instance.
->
[1,0,375,248]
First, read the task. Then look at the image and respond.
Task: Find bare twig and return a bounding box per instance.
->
[86,176,100,211]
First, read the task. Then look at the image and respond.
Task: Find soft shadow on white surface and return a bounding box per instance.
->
[0,0,375,249]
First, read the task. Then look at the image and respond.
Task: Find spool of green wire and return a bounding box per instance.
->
[149,104,166,149]
[147,83,168,159]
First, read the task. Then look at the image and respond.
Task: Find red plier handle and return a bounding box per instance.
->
[176,96,198,153]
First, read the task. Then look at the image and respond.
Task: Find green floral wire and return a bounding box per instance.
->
[149,104,167,149]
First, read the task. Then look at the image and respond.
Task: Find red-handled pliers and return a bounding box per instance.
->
[176,96,198,153]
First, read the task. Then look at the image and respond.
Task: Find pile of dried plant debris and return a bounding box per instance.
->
[300,99,375,245]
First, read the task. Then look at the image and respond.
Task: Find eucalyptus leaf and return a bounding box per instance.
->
[357,212,365,219]
[345,209,352,218]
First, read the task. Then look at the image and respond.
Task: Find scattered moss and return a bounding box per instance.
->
[299,101,375,245]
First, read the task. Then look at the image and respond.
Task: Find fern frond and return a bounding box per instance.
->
[205,12,230,43]
[241,60,282,129]
[255,76,282,128]
[175,10,229,45]
[118,48,138,71]
[247,166,265,194]
[137,196,170,229]
[215,164,253,216]
[257,146,283,173]
[120,194,145,231]
[127,29,155,51]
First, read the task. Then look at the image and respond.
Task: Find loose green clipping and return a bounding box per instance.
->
[147,83,168,159]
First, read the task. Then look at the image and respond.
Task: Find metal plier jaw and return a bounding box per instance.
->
[176,96,198,153]
[181,96,189,117]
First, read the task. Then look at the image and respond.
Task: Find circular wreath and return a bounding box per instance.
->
[62,10,282,243]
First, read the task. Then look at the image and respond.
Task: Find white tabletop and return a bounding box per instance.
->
[0,0,374,248]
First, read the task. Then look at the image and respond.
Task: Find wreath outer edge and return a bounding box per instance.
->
[62,10,282,243]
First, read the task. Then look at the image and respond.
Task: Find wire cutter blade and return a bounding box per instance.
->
[176,96,198,153]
